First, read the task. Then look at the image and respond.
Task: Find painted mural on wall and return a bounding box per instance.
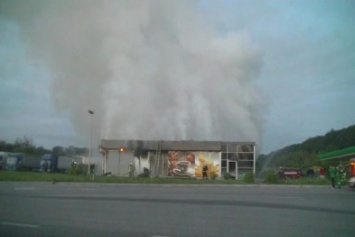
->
[195,152,220,179]
[168,151,220,178]
[168,151,194,177]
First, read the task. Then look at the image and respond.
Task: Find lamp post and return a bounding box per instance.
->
[88,110,94,175]
[118,151,120,176]
[118,147,125,176]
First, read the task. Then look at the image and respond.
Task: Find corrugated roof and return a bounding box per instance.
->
[318,146,355,160]
[100,139,255,151]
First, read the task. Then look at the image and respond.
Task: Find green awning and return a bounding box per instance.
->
[318,146,355,161]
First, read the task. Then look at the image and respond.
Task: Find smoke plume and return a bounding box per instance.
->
[0,0,264,145]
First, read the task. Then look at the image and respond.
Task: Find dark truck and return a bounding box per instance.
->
[0,151,7,170]
[40,154,84,173]
[4,153,25,171]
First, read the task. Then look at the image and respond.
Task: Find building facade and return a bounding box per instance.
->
[99,140,256,179]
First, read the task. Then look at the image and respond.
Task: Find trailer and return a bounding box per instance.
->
[4,153,25,171]
[1,153,42,171]
[40,154,84,173]
[21,154,42,171]
[0,152,7,170]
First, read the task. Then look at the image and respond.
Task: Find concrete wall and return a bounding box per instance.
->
[134,156,150,175]
[106,151,135,176]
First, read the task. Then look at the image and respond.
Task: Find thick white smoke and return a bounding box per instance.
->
[1,0,264,145]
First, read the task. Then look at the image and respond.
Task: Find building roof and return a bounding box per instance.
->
[318,146,355,161]
[100,139,255,152]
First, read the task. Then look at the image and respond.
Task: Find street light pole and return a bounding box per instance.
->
[88,110,94,175]
[118,147,124,176]
[118,151,120,176]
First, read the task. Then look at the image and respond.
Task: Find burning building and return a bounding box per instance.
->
[99,140,256,180]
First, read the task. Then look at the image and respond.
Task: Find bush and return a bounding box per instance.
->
[264,169,278,184]
[139,168,150,178]
[243,172,254,184]
[210,172,218,180]
[68,163,88,175]
[223,172,233,180]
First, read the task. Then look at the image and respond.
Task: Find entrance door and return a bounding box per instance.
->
[227,160,238,180]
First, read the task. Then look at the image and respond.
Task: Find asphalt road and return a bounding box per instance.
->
[0,182,354,237]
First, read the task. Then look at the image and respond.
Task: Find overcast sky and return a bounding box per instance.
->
[0,0,354,154]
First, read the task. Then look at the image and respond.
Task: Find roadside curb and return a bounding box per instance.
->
[0,181,331,188]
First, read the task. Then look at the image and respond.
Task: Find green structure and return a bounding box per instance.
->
[318,146,355,161]
[318,146,355,187]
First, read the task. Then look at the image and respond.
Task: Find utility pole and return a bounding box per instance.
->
[88,110,94,175]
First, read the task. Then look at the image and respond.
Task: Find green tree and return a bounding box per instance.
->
[52,146,65,156]
[13,136,35,153]
[260,124,355,170]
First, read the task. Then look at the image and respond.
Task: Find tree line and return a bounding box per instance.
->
[257,124,355,170]
[0,136,88,156]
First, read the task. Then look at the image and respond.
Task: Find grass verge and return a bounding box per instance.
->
[278,177,330,185]
[0,171,245,184]
[0,171,331,185]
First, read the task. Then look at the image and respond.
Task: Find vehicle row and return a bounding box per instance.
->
[0,152,85,173]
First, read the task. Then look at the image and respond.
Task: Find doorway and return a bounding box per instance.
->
[227,160,238,180]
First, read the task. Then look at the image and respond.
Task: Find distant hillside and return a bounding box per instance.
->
[257,124,355,170]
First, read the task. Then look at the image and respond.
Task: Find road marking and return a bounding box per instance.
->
[270,196,303,199]
[1,222,39,228]
[15,187,35,191]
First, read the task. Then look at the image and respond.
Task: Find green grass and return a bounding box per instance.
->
[0,171,245,184]
[0,171,332,185]
[0,171,92,182]
[278,177,330,185]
